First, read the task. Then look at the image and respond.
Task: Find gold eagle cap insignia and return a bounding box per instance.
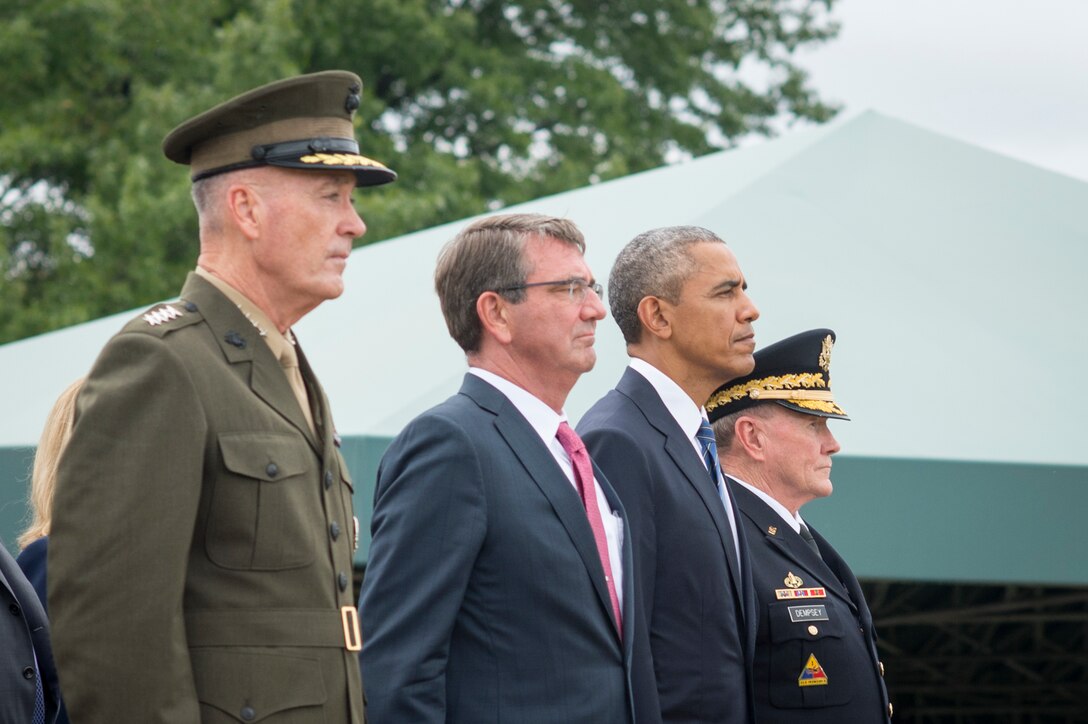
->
[818,335,833,372]
[784,571,804,589]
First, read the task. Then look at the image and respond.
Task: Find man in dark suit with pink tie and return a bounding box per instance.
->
[359,213,636,723]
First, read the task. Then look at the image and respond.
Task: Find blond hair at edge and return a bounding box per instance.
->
[18,377,84,549]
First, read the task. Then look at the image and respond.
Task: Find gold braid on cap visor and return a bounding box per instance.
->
[705,372,843,415]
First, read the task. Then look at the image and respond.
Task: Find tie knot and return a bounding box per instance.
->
[555,421,585,456]
[279,345,299,369]
[695,419,715,445]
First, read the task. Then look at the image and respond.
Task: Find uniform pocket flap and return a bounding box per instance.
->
[768,600,846,643]
[191,650,327,722]
[219,432,310,481]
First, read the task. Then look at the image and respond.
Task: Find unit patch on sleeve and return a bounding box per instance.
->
[798,653,829,687]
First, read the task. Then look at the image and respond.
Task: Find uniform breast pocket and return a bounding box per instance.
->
[207,432,317,571]
[766,599,852,709]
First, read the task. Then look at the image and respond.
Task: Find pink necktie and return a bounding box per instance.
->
[556,421,622,637]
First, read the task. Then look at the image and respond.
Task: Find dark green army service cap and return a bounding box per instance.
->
[706,328,850,422]
[162,70,396,186]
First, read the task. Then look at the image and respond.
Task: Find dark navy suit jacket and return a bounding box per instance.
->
[580,367,757,724]
[728,480,891,722]
[1,542,61,724]
[359,374,636,723]
[15,537,69,724]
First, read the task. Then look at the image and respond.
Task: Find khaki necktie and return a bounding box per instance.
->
[279,343,316,435]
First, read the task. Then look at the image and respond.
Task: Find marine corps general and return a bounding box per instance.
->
[47,71,394,723]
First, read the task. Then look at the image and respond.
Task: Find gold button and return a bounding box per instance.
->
[807,625,818,636]
[879,661,885,677]
[889,702,894,718]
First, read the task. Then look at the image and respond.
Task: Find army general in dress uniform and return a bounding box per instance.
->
[47,71,395,723]
[708,329,893,723]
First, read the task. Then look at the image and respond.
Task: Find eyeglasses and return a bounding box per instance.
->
[495,278,603,303]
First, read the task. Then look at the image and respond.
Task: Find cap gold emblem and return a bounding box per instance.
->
[818,334,833,372]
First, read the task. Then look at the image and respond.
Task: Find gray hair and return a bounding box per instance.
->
[435,213,586,353]
[608,226,726,345]
[712,404,774,453]
[190,173,231,235]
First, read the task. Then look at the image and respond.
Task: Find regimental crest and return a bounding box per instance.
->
[142,304,184,326]
[784,571,804,589]
[798,653,829,687]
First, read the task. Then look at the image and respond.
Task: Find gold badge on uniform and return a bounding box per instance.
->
[784,571,804,589]
[767,525,778,535]
[798,653,828,687]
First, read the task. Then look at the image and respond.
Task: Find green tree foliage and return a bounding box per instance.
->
[0,0,839,344]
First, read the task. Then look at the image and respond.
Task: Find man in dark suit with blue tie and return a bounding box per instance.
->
[359,213,636,723]
[579,226,761,724]
[1,544,60,724]
[708,329,892,722]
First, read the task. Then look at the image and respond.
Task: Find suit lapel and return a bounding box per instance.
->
[181,274,320,452]
[595,465,635,660]
[460,375,620,640]
[728,480,856,611]
[808,525,866,617]
[618,369,749,618]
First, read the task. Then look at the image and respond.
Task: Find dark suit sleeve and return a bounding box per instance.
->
[48,333,205,723]
[581,425,663,724]
[359,411,488,723]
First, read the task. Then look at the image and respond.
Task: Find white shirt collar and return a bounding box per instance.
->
[468,367,566,445]
[727,474,805,534]
[628,357,707,439]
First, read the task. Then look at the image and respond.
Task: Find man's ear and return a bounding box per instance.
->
[226,182,262,240]
[476,291,513,345]
[636,296,673,341]
[735,416,768,461]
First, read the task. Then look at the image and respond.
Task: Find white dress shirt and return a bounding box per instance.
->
[469,368,623,605]
[628,358,742,566]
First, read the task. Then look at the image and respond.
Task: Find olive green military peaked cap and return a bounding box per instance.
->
[162,70,396,186]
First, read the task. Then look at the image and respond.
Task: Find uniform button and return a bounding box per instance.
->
[879,660,885,677]
[888,702,894,718]
[9,603,20,616]
[184,301,198,312]
[266,463,278,478]
[240,706,256,721]
[22,666,35,680]
[338,572,349,591]
[330,521,341,540]
[324,470,334,489]
[807,625,819,636]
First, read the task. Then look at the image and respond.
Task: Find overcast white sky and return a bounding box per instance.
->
[792,0,1088,182]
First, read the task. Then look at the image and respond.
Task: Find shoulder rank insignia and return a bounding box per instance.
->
[798,653,828,687]
[784,571,804,589]
[142,304,184,326]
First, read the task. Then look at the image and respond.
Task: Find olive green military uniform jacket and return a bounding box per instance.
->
[48,273,364,724]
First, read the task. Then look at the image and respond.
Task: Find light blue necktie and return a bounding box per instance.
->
[695,419,725,493]
[695,418,744,573]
